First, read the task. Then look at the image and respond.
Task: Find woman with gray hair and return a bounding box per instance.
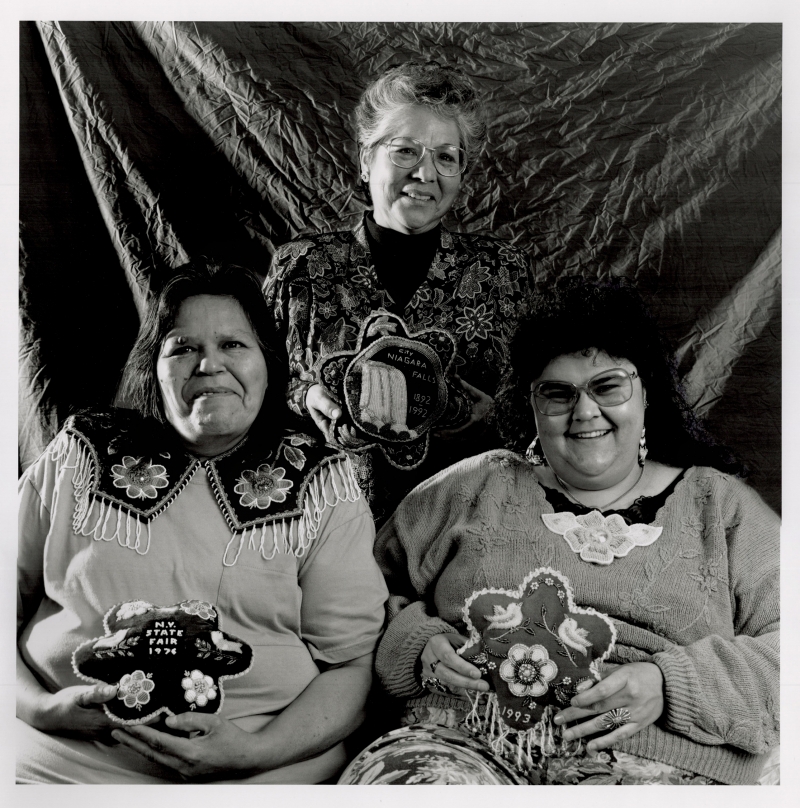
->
[265,61,534,521]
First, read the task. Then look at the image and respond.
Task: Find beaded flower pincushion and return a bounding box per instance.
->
[459,568,616,734]
[72,599,253,725]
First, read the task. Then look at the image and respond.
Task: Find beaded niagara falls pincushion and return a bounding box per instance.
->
[72,599,253,725]
[315,311,471,470]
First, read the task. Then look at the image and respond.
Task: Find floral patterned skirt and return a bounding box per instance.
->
[339,704,720,785]
[338,724,528,784]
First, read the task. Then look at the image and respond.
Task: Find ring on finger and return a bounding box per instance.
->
[421,676,447,694]
[598,708,632,731]
[430,660,440,675]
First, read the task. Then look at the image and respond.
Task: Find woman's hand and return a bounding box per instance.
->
[112,653,374,780]
[17,647,158,740]
[305,384,342,442]
[553,662,664,753]
[435,376,493,438]
[29,683,122,739]
[111,713,258,780]
[420,633,490,695]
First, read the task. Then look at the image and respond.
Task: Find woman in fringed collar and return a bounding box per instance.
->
[17,259,388,784]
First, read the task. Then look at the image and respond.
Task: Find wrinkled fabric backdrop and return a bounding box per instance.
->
[19,21,781,511]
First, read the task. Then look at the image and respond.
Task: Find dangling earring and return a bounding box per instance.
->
[526,435,546,466]
[638,427,648,466]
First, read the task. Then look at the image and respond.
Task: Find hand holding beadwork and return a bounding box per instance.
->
[306,384,342,443]
[420,633,491,695]
[553,661,665,752]
[112,712,258,779]
[435,375,493,439]
[21,680,153,740]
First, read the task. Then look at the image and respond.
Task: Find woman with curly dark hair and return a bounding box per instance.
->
[494,279,742,476]
[341,279,779,786]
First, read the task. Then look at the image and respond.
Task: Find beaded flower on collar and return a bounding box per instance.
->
[52,409,359,563]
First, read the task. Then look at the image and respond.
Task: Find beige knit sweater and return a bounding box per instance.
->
[374,450,779,784]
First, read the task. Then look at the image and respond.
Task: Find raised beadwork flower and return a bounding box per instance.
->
[234,464,293,509]
[307,253,331,279]
[499,644,559,697]
[282,240,312,260]
[542,510,662,565]
[321,357,348,388]
[116,600,154,621]
[179,600,216,621]
[317,300,338,319]
[117,670,155,710]
[181,669,217,708]
[491,266,521,298]
[456,261,490,300]
[454,302,492,342]
[111,456,169,500]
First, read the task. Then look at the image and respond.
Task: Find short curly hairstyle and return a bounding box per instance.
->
[494,278,742,474]
[118,258,288,444]
[354,60,486,196]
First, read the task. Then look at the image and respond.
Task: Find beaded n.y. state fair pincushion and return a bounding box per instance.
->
[73,599,252,725]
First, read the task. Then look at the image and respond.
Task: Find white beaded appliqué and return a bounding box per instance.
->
[541,510,662,566]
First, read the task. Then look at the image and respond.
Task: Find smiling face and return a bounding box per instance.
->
[362,105,463,234]
[157,294,268,456]
[531,350,646,491]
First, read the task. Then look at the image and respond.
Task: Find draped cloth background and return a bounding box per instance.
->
[19,21,781,511]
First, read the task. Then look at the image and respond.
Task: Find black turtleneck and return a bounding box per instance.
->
[364,213,441,310]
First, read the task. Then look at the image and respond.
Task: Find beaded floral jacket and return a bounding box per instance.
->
[263,216,534,421]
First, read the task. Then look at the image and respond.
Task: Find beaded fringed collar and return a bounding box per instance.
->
[54,409,360,562]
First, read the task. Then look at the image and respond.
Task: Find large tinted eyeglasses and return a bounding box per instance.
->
[532,369,639,416]
[383,137,467,176]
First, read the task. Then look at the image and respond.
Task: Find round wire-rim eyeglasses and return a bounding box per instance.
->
[532,368,640,416]
[382,137,468,177]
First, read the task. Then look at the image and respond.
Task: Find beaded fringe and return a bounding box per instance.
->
[51,432,153,556]
[52,433,361,564]
[462,691,582,776]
